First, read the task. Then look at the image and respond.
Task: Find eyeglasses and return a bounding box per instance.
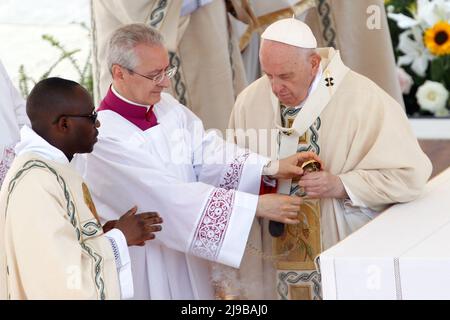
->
[125,66,177,84]
[53,109,98,124]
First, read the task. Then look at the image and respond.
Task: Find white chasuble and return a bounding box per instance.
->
[76,93,268,299]
[0,152,121,300]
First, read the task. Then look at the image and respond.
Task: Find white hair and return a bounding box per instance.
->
[297,47,317,62]
[107,23,164,74]
[260,38,317,63]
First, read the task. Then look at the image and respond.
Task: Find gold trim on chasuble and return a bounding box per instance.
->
[274,106,322,300]
[5,160,107,299]
[82,182,101,224]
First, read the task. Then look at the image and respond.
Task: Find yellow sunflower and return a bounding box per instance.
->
[424,21,450,56]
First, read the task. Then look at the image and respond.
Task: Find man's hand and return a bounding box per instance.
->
[263,151,323,180]
[256,194,302,224]
[298,171,348,199]
[102,220,117,234]
[114,206,163,246]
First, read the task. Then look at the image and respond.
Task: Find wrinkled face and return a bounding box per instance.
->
[260,40,320,107]
[113,44,171,106]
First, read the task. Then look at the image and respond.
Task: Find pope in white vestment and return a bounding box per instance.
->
[228,18,432,299]
[0,60,30,188]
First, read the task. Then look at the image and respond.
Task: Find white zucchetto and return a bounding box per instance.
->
[261,18,317,49]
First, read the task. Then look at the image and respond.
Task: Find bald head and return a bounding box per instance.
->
[259,39,321,106]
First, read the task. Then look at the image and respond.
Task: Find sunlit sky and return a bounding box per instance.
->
[0,0,90,25]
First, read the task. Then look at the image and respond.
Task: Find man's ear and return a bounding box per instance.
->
[55,117,69,132]
[111,64,124,80]
[310,53,321,75]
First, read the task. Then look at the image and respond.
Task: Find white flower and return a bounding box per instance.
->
[388,0,450,30]
[397,29,432,77]
[388,12,420,29]
[416,80,449,114]
[388,0,450,74]
[417,0,450,27]
[435,107,450,117]
[396,67,414,94]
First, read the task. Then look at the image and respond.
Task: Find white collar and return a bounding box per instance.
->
[293,65,323,109]
[15,126,69,164]
[111,86,151,112]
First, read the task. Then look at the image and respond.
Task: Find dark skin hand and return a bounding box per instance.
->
[103,206,163,246]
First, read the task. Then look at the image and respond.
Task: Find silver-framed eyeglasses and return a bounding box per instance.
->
[126,66,177,84]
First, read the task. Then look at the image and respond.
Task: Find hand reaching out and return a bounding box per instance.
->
[110,206,163,246]
[263,151,323,180]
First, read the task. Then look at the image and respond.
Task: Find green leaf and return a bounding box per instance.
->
[18,26,93,98]
[430,57,445,82]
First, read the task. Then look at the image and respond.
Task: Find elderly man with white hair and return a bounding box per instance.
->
[0,60,30,188]
[228,18,432,300]
[91,0,248,132]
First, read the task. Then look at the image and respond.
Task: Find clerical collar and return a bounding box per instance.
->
[292,65,323,110]
[98,86,158,131]
[15,125,69,164]
[111,86,151,112]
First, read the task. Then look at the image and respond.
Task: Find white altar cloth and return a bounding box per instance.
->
[320,167,450,300]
